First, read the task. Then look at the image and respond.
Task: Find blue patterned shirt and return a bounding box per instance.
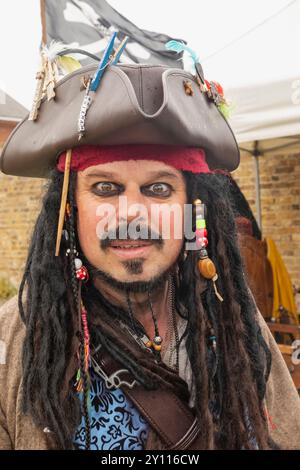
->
[73,368,149,450]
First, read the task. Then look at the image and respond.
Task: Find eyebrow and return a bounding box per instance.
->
[144,170,179,180]
[84,171,118,179]
[84,170,179,180]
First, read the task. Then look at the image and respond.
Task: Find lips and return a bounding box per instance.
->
[107,240,154,259]
[109,240,153,248]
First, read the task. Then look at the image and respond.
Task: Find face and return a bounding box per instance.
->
[76,159,187,287]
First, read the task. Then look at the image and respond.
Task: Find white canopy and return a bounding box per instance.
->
[213,0,300,143]
[226,77,300,144]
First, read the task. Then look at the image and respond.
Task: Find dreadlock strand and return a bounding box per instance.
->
[68,172,91,450]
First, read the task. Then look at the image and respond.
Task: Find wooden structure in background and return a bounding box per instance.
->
[267,323,300,391]
[237,228,300,392]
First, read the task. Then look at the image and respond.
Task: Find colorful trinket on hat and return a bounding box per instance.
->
[112,36,129,64]
[77,32,129,141]
[90,32,117,92]
[78,77,92,141]
[164,39,231,119]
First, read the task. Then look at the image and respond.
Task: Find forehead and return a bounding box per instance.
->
[78,159,185,183]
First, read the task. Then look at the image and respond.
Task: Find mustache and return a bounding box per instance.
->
[100,224,163,249]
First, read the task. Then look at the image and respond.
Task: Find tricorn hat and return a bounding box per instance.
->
[0,61,240,178]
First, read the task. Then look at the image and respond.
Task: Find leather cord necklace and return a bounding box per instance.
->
[122,274,180,370]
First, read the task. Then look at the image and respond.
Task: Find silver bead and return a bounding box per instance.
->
[62,229,69,241]
[153,336,162,345]
[66,248,78,257]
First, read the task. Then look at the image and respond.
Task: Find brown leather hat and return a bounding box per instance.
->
[0,63,240,178]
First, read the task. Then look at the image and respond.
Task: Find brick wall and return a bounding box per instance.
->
[0,173,44,286]
[1,125,300,290]
[233,139,300,289]
[0,121,44,286]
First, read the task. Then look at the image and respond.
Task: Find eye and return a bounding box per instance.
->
[92,182,122,196]
[142,182,173,197]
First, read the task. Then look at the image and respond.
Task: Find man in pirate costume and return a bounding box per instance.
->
[1,38,300,450]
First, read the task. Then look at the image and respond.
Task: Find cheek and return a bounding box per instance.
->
[163,238,184,264]
[154,195,187,241]
[168,213,185,240]
[151,236,183,274]
[76,197,100,252]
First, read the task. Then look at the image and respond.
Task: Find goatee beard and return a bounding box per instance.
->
[83,256,171,293]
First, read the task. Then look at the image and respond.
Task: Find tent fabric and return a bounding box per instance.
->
[201,0,300,143]
[226,78,300,143]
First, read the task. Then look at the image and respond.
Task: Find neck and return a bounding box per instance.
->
[93,275,171,341]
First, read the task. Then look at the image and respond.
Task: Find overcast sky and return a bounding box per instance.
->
[0,0,298,108]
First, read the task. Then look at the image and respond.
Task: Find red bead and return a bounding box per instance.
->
[196,237,208,248]
[202,237,208,247]
[196,238,202,248]
[213,81,224,97]
[196,228,207,238]
[76,266,89,281]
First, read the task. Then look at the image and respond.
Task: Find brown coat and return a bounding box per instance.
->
[1,295,300,450]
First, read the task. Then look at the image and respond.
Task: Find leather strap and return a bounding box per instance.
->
[94,347,201,449]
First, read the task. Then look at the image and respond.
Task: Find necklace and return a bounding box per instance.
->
[122,274,180,372]
[163,275,180,375]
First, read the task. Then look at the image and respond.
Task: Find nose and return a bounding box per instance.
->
[117,184,149,225]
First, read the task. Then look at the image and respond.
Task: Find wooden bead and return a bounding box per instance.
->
[153,343,162,352]
[198,257,217,279]
[183,81,194,96]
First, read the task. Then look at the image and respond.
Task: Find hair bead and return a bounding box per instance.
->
[193,198,224,302]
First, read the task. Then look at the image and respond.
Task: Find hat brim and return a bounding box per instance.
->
[0,64,240,178]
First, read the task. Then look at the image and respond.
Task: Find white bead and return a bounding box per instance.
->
[75,258,83,269]
[154,336,162,345]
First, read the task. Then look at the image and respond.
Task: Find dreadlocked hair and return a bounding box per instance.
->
[67,174,91,450]
[19,167,273,450]
[225,173,262,240]
[177,171,272,449]
[19,170,81,449]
